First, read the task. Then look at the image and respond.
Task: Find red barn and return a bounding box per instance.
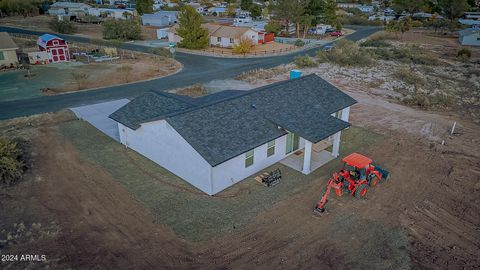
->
[37,34,70,63]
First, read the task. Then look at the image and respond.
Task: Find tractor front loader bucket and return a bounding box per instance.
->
[373,163,390,180]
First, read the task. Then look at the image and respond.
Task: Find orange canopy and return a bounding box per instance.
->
[342,153,372,169]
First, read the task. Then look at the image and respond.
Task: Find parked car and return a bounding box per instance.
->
[330,31,343,37]
[325,28,336,33]
[322,45,334,51]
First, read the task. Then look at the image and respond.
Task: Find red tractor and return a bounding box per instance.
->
[314,153,390,216]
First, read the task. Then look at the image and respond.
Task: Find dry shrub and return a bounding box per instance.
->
[293,55,317,68]
[316,40,374,67]
[174,84,206,97]
[373,45,440,65]
[236,65,292,83]
[0,137,29,185]
[401,90,455,109]
[393,67,425,86]
[233,37,254,54]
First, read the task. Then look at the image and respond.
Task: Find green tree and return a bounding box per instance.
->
[177,6,209,49]
[102,19,142,40]
[240,0,253,10]
[273,0,305,35]
[249,4,262,18]
[49,18,77,34]
[438,0,469,21]
[136,0,153,15]
[265,20,282,34]
[393,0,428,14]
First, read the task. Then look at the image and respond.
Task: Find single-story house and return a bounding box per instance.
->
[168,23,259,48]
[459,12,480,26]
[142,11,179,27]
[37,34,70,63]
[88,8,135,20]
[459,28,480,46]
[0,32,19,66]
[109,74,357,195]
[48,2,91,15]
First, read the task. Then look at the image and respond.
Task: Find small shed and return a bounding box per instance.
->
[459,28,480,46]
[37,34,70,63]
[0,32,19,66]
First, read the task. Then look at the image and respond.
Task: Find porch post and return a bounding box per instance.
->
[341,106,350,122]
[332,131,341,158]
[302,140,313,175]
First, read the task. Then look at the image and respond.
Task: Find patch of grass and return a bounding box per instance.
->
[58,121,382,242]
[372,46,440,65]
[400,91,455,109]
[317,40,374,67]
[393,67,425,86]
[174,83,206,97]
[236,65,291,83]
[360,39,391,48]
[293,55,318,68]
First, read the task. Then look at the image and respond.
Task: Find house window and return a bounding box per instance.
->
[217,37,221,42]
[245,150,254,168]
[230,38,234,43]
[267,140,275,157]
[0,51,4,60]
[53,40,59,46]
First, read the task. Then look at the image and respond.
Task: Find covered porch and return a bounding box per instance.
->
[271,106,351,175]
[280,134,339,174]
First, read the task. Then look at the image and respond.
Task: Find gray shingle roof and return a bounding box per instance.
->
[110,74,357,166]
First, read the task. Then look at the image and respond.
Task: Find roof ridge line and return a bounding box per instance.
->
[165,74,318,118]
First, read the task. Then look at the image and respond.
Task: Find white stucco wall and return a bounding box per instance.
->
[211,133,305,194]
[118,120,213,194]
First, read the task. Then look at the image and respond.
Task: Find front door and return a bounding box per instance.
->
[286,132,300,154]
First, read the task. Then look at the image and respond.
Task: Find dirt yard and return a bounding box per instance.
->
[0,31,479,269]
[0,15,157,40]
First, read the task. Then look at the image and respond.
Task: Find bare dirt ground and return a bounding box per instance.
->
[1,31,479,269]
[0,15,157,40]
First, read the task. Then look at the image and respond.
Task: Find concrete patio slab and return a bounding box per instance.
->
[70,99,129,142]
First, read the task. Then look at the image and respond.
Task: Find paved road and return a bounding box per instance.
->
[0,26,380,120]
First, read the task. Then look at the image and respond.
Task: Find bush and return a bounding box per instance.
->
[49,19,76,34]
[372,46,439,65]
[360,39,391,48]
[316,40,373,67]
[0,137,28,185]
[337,15,383,26]
[456,48,472,61]
[102,19,142,40]
[294,39,305,47]
[393,67,425,86]
[233,37,254,54]
[265,21,282,35]
[150,47,172,58]
[401,91,455,108]
[293,55,317,68]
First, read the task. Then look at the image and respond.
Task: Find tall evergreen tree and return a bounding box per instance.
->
[136,0,153,15]
[177,6,209,49]
[438,0,469,21]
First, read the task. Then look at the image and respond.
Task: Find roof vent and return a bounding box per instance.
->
[251,104,257,109]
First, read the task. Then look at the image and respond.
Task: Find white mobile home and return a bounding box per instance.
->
[110,75,356,195]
